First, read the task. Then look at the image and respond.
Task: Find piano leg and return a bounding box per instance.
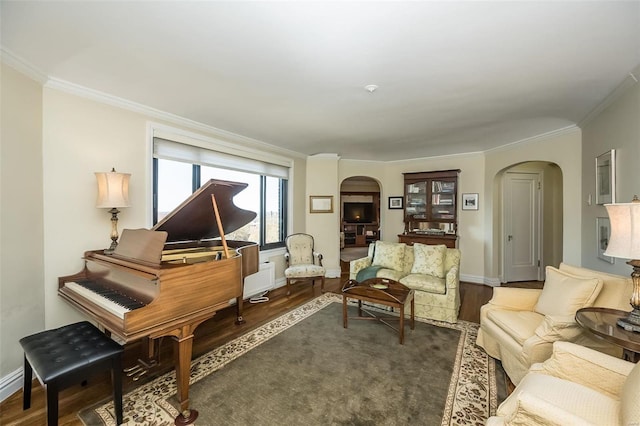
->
[235,296,246,325]
[173,334,198,425]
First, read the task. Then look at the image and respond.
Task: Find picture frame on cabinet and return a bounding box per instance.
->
[388,196,403,209]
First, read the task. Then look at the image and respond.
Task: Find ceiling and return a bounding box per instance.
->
[2,1,639,161]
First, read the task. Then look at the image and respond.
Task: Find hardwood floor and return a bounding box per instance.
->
[0,276,540,425]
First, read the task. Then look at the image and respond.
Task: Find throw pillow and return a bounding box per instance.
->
[410,243,447,278]
[371,241,406,272]
[534,266,603,317]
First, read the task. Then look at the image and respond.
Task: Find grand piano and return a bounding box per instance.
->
[58,179,259,425]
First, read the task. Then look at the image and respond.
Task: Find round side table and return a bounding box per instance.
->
[576,307,640,363]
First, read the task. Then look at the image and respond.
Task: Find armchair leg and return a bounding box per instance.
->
[286,278,291,296]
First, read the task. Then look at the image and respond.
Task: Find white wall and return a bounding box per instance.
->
[581,73,640,275]
[1,64,45,383]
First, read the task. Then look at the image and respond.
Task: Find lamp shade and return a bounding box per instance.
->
[95,170,131,208]
[603,202,640,259]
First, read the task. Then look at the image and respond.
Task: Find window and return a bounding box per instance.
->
[153,137,289,250]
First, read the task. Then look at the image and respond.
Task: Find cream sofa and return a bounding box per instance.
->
[476,263,632,385]
[487,341,639,426]
[349,240,461,323]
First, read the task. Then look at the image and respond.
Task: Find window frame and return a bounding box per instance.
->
[151,141,289,251]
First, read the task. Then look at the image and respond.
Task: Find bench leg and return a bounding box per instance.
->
[23,355,32,410]
[112,354,124,425]
[46,381,59,426]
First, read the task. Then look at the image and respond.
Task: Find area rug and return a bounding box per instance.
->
[80,293,499,425]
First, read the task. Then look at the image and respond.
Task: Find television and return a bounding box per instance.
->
[343,202,375,223]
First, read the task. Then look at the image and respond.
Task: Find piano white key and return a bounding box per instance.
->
[64,281,130,319]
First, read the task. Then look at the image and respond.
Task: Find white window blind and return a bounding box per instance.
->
[153,137,289,179]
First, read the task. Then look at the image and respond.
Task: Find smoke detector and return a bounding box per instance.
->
[364,84,378,93]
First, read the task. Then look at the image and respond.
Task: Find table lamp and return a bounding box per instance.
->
[95,168,131,253]
[604,195,640,332]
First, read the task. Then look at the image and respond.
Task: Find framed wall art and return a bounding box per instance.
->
[388,196,403,209]
[596,217,614,263]
[309,195,333,213]
[595,149,616,205]
[461,193,479,210]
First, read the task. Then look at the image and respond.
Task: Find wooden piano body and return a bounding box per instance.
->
[58,179,259,424]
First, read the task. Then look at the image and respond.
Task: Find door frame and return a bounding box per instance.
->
[501,170,544,283]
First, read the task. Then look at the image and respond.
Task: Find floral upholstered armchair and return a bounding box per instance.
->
[284,233,326,295]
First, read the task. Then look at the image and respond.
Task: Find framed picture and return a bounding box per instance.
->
[388,196,403,209]
[596,217,614,263]
[309,195,333,213]
[596,149,616,205]
[461,193,479,210]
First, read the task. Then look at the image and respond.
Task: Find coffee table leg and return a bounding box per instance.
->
[399,305,405,345]
[358,300,363,317]
[411,297,415,330]
[343,296,348,329]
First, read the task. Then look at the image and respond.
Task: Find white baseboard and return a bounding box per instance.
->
[1,368,22,403]
[460,274,501,287]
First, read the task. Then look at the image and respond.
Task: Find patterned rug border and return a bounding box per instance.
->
[83,293,497,425]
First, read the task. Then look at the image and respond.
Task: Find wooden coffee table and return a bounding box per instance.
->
[576,307,640,362]
[342,277,415,344]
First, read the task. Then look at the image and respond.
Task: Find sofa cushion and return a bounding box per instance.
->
[400,274,446,294]
[410,243,447,278]
[486,310,544,345]
[372,241,406,272]
[497,373,620,425]
[534,267,603,317]
[559,263,632,311]
[621,361,640,425]
[284,264,325,278]
[376,268,405,282]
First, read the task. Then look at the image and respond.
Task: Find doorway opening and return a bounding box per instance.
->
[339,176,381,265]
[498,162,563,283]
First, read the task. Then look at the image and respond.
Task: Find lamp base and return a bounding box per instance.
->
[617,308,640,333]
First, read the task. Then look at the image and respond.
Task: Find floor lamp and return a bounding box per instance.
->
[604,195,640,332]
[95,168,131,253]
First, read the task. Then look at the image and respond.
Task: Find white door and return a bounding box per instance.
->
[503,172,541,282]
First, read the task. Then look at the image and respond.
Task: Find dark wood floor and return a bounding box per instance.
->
[0,276,540,425]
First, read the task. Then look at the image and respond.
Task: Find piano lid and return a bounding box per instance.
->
[152,179,257,243]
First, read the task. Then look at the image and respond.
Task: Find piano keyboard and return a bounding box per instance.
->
[64,280,146,319]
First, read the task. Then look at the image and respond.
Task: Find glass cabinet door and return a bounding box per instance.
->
[430,180,456,220]
[405,182,427,219]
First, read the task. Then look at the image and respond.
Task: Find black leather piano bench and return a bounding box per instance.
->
[19,321,124,426]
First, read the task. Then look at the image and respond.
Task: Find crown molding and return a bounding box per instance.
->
[483,125,580,154]
[0,47,48,83]
[579,65,640,128]
[45,77,307,160]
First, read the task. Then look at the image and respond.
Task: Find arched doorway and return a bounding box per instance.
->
[498,162,563,282]
[339,176,381,267]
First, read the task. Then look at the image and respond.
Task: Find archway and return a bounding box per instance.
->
[339,176,381,268]
[496,161,563,283]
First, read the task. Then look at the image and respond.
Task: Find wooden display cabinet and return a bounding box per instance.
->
[399,169,460,248]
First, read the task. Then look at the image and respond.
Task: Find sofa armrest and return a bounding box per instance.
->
[487,287,542,311]
[533,315,584,342]
[505,391,596,426]
[532,341,633,399]
[445,265,459,289]
[349,256,372,280]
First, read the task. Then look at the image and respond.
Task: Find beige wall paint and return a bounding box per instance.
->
[484,128,582,281]
[582,77,639,275]
[306,154,341,277]
[1,64,45,378]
